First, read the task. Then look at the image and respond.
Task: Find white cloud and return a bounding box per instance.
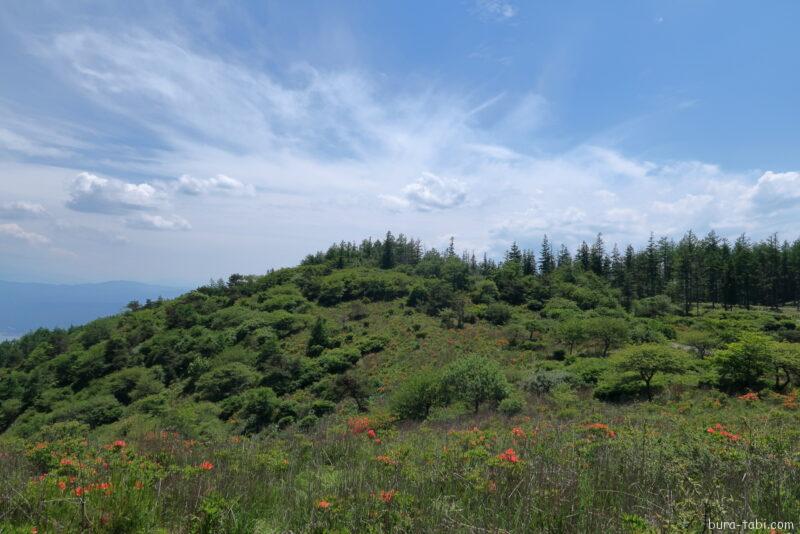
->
[652,194,713,215]
[0,127,71,158]
[0,223,50,245]
[125,213,191,231]
[475,0,517,20]
[176,174,255,196]
[0,201,47,219]
[381,172,468,211]
[67,172,163,214]
[748,171,800,210]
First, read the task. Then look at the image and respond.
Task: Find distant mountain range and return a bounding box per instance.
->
[0,280,188,340]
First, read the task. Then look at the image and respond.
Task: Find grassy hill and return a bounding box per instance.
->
[0,237,798,532]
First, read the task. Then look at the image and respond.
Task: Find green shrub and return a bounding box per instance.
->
[390,370,443,420]
[195,363,261,401]
[441,356,509,412]
[498,395,524,416]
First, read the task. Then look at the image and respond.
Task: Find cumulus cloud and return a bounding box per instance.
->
[381,172,468,211]
[176,174,255,196]
[0,201,47,219]
[67,172,163,214]
[125,213,191,231]
[748,171,800,210]
[0,223,50,245]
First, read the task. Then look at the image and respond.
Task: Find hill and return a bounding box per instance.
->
[0,232,798,532]
[0,280,186,340]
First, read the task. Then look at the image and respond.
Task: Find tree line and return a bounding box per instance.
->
[303,230,800,313]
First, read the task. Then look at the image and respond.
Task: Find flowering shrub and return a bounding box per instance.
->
[584,423,617,439]
[497,448,519,463]
[706,423,741,442]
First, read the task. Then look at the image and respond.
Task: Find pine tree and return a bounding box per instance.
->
[539,235,556,275]
[380,231,396,269]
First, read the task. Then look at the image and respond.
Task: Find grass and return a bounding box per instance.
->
[1,388,797,533]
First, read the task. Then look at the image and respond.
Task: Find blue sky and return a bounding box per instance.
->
[1,1,799,285]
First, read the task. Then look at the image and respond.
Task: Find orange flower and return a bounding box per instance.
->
[379,489,397,504]
[375,455,398,465]
[199,460,214,471]
[58,481,67,491]
[59,458,73,466]
[74,486,85,497]
[317,500,332,509]
[134,480,144,490]
[706,423,740,441]
[511,427,525,438]
[367,429,377,439]
[113,440,127,448]
[497,448,519,463]
[738,392,759,401]
[347,417,371,434]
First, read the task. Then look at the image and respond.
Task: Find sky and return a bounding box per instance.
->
[1,0,799,286]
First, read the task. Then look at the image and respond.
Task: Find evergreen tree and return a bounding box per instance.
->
[539,235,556,275]
[380,231,396,269]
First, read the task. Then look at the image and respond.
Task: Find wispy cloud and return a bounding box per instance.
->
[0,201,47,219]
[0,223,50,245]
[125,213,191,231]
[474,0,517,20]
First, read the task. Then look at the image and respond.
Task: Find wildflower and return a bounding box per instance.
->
[706,423,740,441]
[134,480,144,490]
[32,528,38,534]
[373,438,382,445]
[367,429,377,439]
[497,448,519,463]
[375,455,398,465]
[74,486,85,497]
[347,417,371,435]
[199,460,214,471]
[113,440,127,448]
[585,422,616,438]
[317,500,332,509]
[59,458,73,466]
[58,481,67,491]
[98,482,111,491]
[511,427,525,438]
[380,489,397,504]
[738,392,759,401]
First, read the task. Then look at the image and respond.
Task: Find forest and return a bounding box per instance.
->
[0,230,798,532]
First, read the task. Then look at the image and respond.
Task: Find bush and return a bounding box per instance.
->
[522,368,571,394]
[632,295,676,317]
[498,395,525,416]
[195,363,261,401]
[482,303,512,325]
[390,371,443,420]
[441,356,510,412]
[713,334,773,392]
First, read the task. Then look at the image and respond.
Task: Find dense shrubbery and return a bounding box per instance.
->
[2,232,800,531]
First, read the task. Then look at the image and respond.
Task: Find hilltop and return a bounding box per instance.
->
[0,231,798,532]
